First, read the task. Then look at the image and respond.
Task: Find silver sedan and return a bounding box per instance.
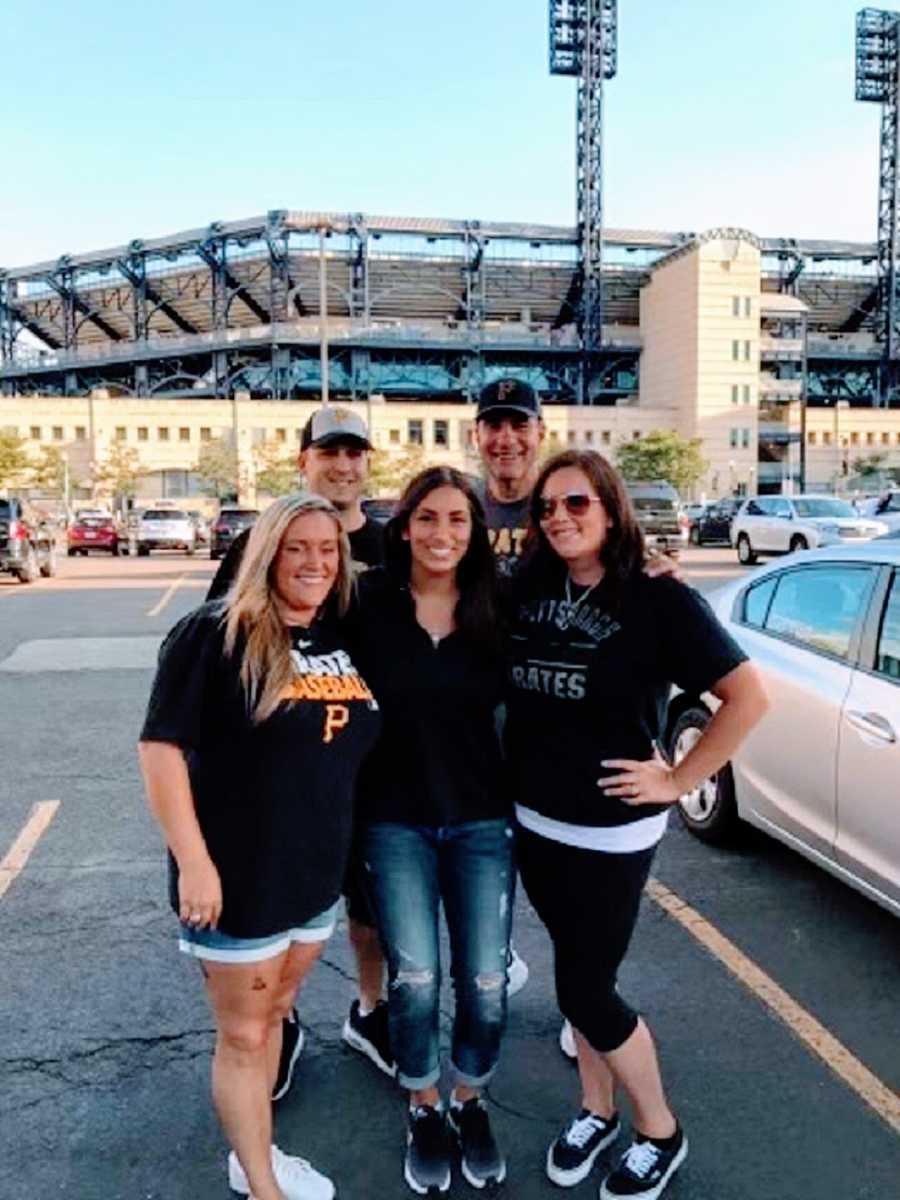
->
[667,542,900,917]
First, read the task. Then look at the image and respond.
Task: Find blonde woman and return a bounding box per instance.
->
[139,493,381,1200]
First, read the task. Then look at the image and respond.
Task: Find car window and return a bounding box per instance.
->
[875,573,900,682]
[793,498,856,519]
[745,500,764,516]
[742,576,778,627]
[143,509,187,520]
[764,566,876,660]
[772,499,792,518]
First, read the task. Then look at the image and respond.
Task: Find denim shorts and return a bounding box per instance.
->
[178,901,339,963]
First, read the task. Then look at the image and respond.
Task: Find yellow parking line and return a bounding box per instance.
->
[146,573,185,617]
[0,802,60,902]
[646,878,900,1136]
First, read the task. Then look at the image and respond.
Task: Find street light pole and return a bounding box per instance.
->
[319,227,330,407]
[834,399,850,491]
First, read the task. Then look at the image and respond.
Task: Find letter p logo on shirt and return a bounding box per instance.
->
[323,704,350,744]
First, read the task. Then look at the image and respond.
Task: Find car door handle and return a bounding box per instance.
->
[846,710,897,744]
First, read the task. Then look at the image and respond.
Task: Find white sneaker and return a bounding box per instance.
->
[228,1144,335,1200]
[559,1019,577,1061]
[506,946,529,997]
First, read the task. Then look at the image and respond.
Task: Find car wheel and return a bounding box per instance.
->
[39,545,57,577]
[16,545,40,584]
[67,548,77,557]
[789,535,808,553]
[137,545,150,557]
[689,526,700,545]
[736,533,757,565]
[668,706,740,844]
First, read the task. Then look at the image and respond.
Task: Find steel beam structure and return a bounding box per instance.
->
[856,7,900,404]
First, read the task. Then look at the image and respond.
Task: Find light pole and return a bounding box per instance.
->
[834,399,849,490]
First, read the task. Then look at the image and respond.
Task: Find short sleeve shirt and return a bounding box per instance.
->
[473,480,530,579]
[504,573,747,829]
[140,603,381,936]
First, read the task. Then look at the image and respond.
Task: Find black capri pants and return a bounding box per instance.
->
[516,824,656,1054]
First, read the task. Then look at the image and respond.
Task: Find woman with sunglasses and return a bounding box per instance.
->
[349,466,512,1195]
[505,451,767,1200]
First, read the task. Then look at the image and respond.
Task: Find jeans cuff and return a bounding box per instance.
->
[450,1060,497,1089]
[398,1067,441,1091]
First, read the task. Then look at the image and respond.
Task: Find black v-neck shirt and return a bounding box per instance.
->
[347,569,508,827]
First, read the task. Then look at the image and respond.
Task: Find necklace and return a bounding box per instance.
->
[556,574,602,631]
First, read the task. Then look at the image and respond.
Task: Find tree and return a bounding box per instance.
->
[615,430,707,494]
[195,437,239,500]
[0,431,29,489]
[29,445,67,495]
[367,446,427,496]
[851,452,889,479]
[255,441,298,497]
[93,443,144,502]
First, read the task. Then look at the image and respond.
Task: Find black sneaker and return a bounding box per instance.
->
[405,1104,452,1195]
[546,1108,621,1187]
[271,1007,304,1102]
[599,1128,688,1200]
[341,999,396,1078]
[448,1096,506,1189]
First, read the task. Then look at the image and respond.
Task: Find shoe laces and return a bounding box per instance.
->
[622,1139,661,1179]
[564,1113,606,1149]
[273,1147,315,1179]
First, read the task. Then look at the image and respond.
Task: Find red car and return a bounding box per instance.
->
[67,515,121,556]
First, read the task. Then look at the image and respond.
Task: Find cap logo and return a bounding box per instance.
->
[497,380,517,402]
[331,407,353,425]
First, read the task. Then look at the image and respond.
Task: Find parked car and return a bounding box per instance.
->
[186,510,211,546]
[682,502,707,523]
[67,514,122,556]
[625,481,689,555]
[731,495,887,565]
[210,507,259,560]
[690,497,743,545]
[859,489,900,534]
[666,542,900,917]
[136,509,197,556]
[0,497,57,583]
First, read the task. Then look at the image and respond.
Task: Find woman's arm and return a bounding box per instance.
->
[600,661,769,805]
[138,741,222,929]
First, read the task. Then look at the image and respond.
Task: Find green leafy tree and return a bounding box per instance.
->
[29,445,67,495]
[93,443,144,501]
[615,430,707,494]
[256,441,299,497]
[196,436,239,500]
[367,446,427,496]
[0,431,30,489]
[851,452,889,479]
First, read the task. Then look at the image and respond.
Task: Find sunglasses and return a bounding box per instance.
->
[537,493,603,521]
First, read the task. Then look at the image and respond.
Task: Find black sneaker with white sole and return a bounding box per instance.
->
[405,1105,452,1195]
[546,1109,621,1187]
[448,1096,506,1189]
[272,1007,304,1102]
[599,1128,688,1200]
[341,998,396,1078]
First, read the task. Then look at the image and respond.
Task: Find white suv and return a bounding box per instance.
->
[731,495,887,564]
[137,508,197,556]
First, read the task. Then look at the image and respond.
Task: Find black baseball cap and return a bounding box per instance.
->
[476,377,541,420]
[300,406,373,450]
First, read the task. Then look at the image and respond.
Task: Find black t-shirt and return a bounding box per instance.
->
[140,603,381,936]
[473,480,530,579]
[206,514,385,602]
[504,572,747,828]
[347,569,508,827]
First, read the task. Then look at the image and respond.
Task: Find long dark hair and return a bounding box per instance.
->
[384,466,499,650]
[521,450,645,608]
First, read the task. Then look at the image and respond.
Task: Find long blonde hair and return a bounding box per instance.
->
[223,493,352,723]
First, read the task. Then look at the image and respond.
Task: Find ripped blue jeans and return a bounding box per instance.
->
[362,819,514,1090]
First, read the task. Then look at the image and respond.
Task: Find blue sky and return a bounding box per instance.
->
[0,0,878,267]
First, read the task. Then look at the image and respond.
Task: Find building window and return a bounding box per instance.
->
[52,426,64,441]
[179,427,191,443]
[275,428,287,443]
[732,340,740,361]
[434,419,449,447]
[115,426,127,441]
[74,426,87,441]
[584,430,594,445]
[744,297,752,317]
[731,384,739,404]
[137,427,149,442]
[822,431,832,446]
[808,432,817,446]
[743,340,751,361]
[567,430,577,445]
[550,430,560,444]
[389,428,401,445]
[850,432,860,446]
[408,419,423,446]
[882,432,891,445]
[633,430,641,440]
[732,296,741,317]
[158,427,170,442]
[30,425,41,440]
[200,427,212,442]
[741,428,751,449]
[866,431,876,446]
[743,385,751,404]
[601,431,611,445]
[729,428,739,449]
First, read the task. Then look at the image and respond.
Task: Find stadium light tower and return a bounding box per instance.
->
[549,0,618,404]
[856,7,900,406]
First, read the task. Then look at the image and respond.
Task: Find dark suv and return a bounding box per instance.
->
[210,508,259,560]
[0,498,57,583]
[690,497,743,545]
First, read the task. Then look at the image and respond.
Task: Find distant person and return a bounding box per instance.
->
[139,493,381,1200]
[506,451,768,1200]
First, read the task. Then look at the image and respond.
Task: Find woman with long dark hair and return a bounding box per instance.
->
[350,466,512,1195]
[506,451,767,1200]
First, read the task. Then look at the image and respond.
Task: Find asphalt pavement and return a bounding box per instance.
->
[2,547,899,1199]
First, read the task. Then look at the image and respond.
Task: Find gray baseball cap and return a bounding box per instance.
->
[300,406,373,450]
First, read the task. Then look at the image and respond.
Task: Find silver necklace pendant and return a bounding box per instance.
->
[557,575,600,631]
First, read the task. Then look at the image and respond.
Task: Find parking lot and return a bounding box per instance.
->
[2,546,899,1199]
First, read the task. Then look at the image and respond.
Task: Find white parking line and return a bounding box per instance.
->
[647,877,900,1137]
[146,573,186,617]
[0,802,60,902]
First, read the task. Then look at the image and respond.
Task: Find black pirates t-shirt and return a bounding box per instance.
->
[140,602,381,936]
[473,480,530,579]
[504,572,747,829]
